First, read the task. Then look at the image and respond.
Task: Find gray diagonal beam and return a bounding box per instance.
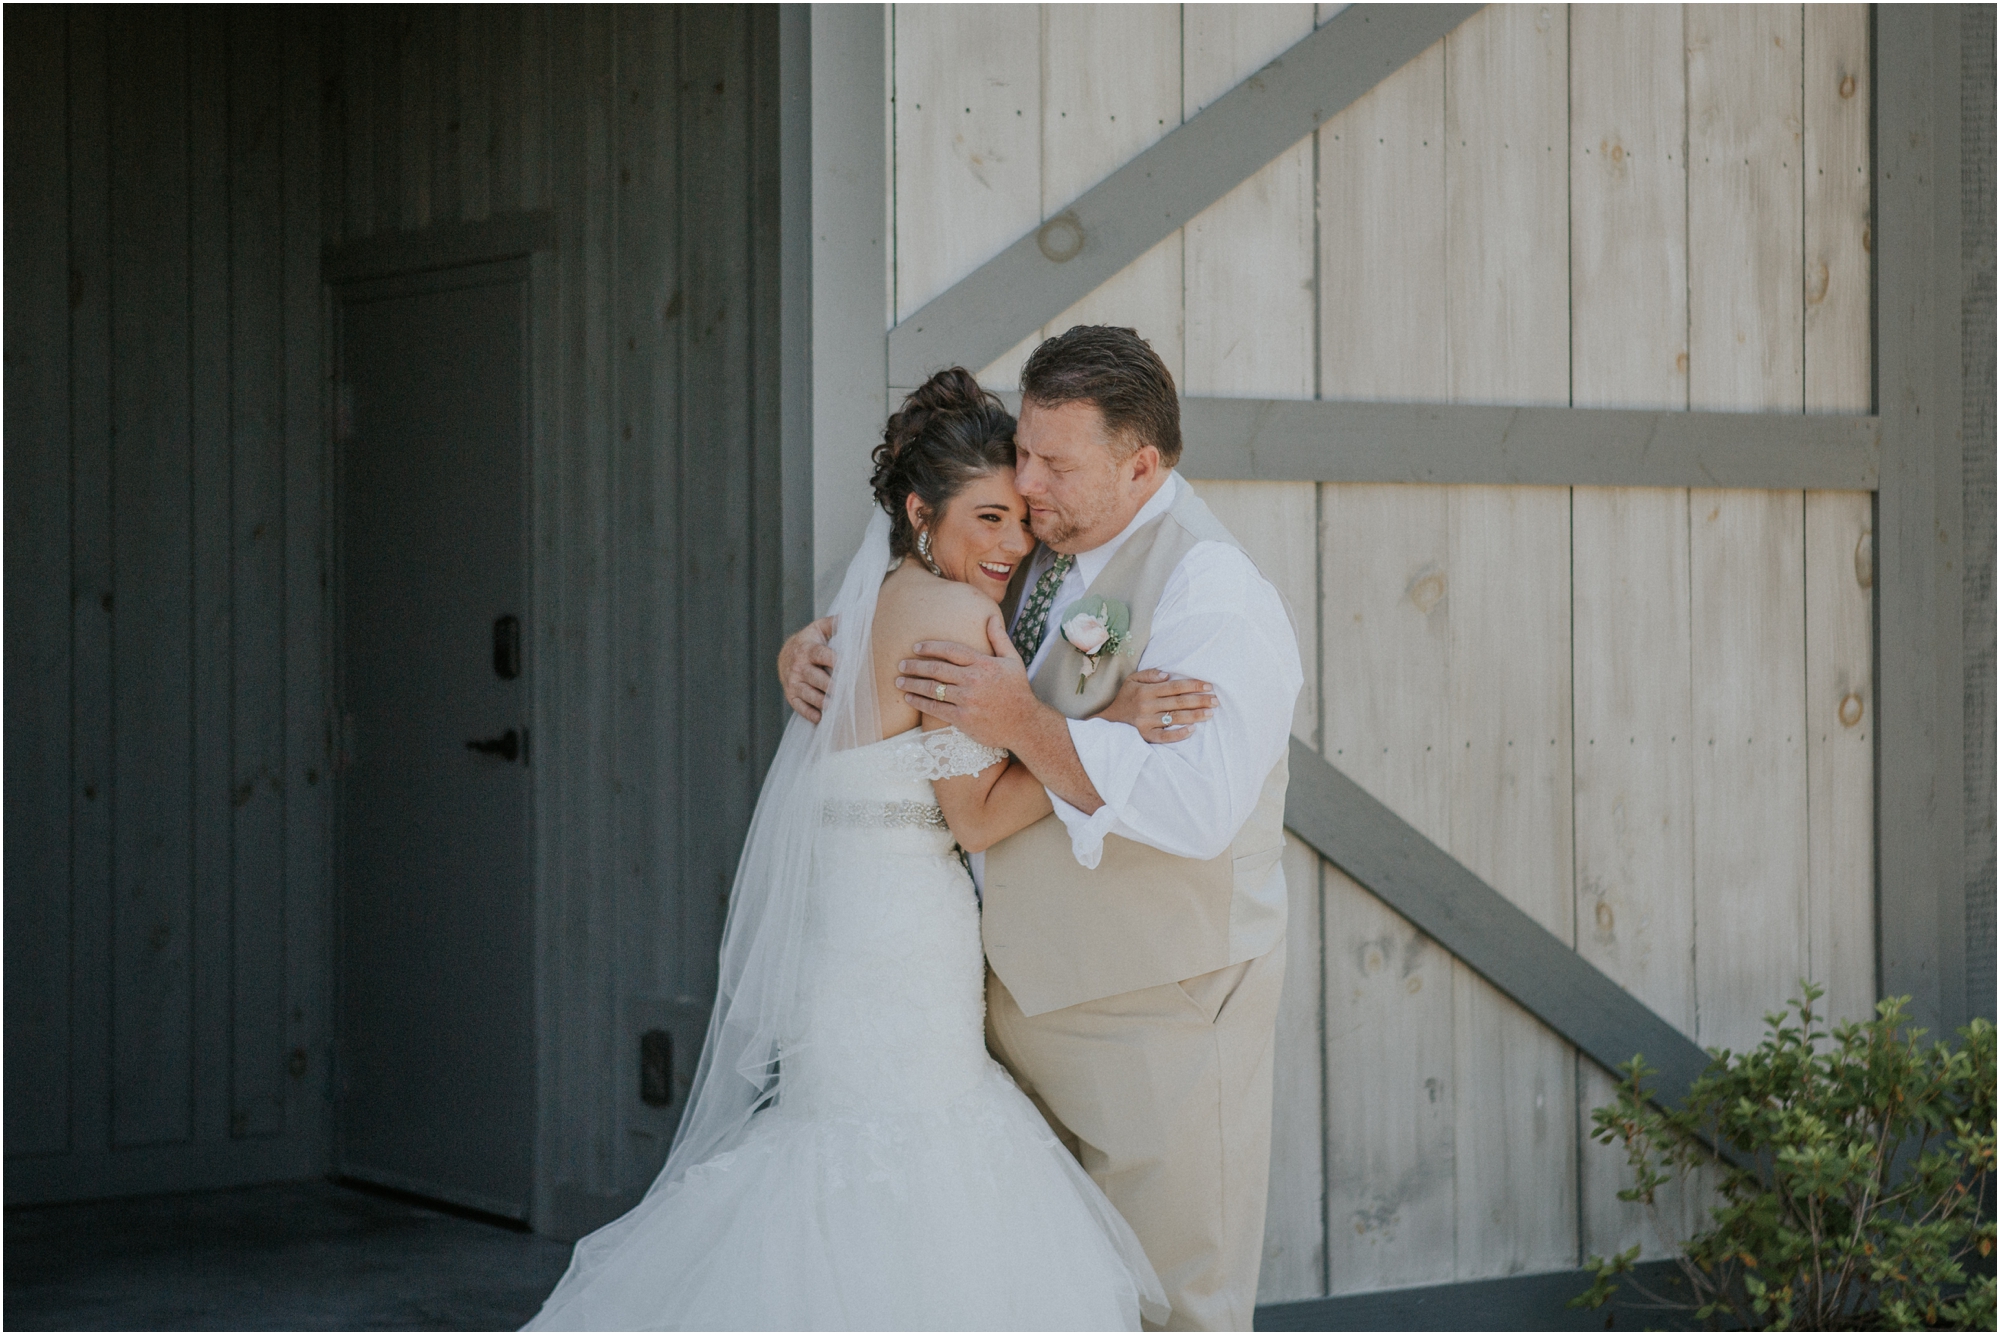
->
[1284,738,1716,1114]
[887,4,1481,387]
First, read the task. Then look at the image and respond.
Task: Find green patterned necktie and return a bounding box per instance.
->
[1010,553,1075,659]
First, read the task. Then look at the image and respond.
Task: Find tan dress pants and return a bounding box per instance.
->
[985,937,1285,1333]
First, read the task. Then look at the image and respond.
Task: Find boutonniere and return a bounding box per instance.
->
[1057,595,1131,694]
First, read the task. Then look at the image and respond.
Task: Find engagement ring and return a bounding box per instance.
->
[1160,713,1173,727]
[934,683,947,702]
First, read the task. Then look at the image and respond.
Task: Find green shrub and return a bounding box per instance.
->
[1575,984,1995,1330]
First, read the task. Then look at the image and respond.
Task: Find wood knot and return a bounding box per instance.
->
[1838,692,1864,728]
[1036,214,1085,263]
[1405,567,1446,616]
[1839,74,1856,99]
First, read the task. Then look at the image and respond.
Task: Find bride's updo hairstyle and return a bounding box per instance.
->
[869,367,1016,560]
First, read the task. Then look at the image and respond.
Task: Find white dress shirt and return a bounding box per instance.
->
[979,471,1303,882]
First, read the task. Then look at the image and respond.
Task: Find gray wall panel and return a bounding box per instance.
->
[1960,3,1996,1022]
[7,4,329,1204]
[106,7,196,1150]
[3,2,76,1160]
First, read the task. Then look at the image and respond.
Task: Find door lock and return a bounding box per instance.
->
[465,728,521,762]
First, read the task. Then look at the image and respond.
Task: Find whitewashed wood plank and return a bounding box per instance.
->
[892,4,1039,323]
[1191,481,1319,743]
[1185,138,1314,399]
[1184,5,1314,401]
[1687,6,1811,1061]
[1445,485,1576,1279]
[4,3,75,1158]
[1687,4,1805,413]
[108,9,197,1149]
[1259,835,1327,1303]
[1321,863,1457,1293]
[1444,2,1569,406]
[1440,3,1574,1282]
[1691,489,1810,1056]
[1570,3,1688,413]
[1196,479,1323,1296]
[1800,6,1873,1034]
[1805,492,1874,1028]
[1320,484,1456,1291]
[1182,5,1316,115]
[1319,38,1446,402]
[1571,489,1699,1260]
[1043,2,1180,208]
[979,4,1183,394]
[1804,4,1870,417]
[1567,4,1698,1263]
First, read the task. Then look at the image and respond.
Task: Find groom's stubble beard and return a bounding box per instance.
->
[1026,482,1119,554]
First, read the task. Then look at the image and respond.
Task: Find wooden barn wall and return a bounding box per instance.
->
[318,6,783,1237]
[3,5,331,1203]
[887,3,1876,1300]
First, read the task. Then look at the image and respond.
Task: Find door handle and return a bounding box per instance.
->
[465,728,520,762]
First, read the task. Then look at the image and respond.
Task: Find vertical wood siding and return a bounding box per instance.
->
[8,4,779,1223]
[887,3,1875,1299]
[4,5,329,1201]
[320,5,783,1234]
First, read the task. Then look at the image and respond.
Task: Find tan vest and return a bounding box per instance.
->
[982,485,1291,1017]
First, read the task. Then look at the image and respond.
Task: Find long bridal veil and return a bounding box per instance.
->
[536,511,893,1297]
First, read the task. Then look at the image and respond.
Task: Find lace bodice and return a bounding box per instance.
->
[817,727,1007,838]
[784,726,1007,1115]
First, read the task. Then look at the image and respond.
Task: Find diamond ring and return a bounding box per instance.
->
[1160,713,1173,727]
[935,682,947,702]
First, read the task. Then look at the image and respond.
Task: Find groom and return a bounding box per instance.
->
[779,326,1301,1332]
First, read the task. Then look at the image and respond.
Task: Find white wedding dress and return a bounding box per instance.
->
[523,722,1166,1331]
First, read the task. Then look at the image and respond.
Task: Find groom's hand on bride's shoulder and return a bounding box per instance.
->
[778,615,838,723]
[896,613,1038,749]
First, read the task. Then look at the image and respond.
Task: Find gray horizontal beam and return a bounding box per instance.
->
[887,4,1479,387]
[1283,739,1716,1113]
[1182,397,1881,490]
[322,210,553,285]
[982,392,1881,492]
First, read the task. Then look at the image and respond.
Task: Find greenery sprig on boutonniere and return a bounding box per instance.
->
[1057,595,1130,694]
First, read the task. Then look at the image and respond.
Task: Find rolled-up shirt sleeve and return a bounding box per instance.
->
[1049,542,1303,867]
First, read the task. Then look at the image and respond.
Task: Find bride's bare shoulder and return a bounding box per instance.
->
[874,568,1000,649]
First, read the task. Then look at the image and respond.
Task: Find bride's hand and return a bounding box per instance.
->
[1095,669,1216,743]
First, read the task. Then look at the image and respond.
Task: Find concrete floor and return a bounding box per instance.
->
[5,1179,574,1331]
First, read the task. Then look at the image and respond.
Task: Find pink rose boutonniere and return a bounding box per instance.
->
[1057,595,1131,694]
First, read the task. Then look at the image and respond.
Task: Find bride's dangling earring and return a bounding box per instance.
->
[916,528,944,577]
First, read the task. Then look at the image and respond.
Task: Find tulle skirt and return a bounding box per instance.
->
[521,1065,1164,1331]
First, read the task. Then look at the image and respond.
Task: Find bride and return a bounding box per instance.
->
[524,369,1204,1331]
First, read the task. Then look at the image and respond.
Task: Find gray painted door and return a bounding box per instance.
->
[335,259,533,1221]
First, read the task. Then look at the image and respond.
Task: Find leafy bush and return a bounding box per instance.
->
[1576,984,1995,1330]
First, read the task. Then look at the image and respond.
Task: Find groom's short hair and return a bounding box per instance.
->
[1019,325,1182,467]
